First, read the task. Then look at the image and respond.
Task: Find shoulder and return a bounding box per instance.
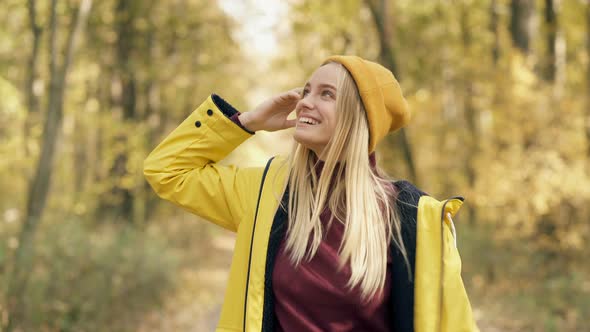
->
[393,180,429,207]
[391,180,428,229]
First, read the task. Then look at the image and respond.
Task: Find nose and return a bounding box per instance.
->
[296,94,314,114]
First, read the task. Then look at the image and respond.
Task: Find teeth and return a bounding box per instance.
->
[299,117,319,125]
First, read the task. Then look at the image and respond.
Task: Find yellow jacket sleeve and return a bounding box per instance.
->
[143,94,263,232]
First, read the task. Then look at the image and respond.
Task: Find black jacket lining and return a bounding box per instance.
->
[212,93,239,118]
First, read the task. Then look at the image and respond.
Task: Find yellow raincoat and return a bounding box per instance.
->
[144,95,480,332]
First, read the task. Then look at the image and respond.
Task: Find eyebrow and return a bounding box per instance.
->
[304,82,337,90]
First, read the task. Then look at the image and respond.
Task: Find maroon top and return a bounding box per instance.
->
[272,156,393,332]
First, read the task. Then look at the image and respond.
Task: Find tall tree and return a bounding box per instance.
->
[365,0,418,184]
[97,0,141,222]
[5,0,93,330]
[460,2,480,226]
[22,0,43,158]
[510,0,536,54]
[586,1,590,156]
[542,0,558,82]
[141,0,160,220]
[490,0,501,66]
[109,0,139,221]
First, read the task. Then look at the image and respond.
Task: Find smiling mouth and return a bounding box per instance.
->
[298,117,320,125]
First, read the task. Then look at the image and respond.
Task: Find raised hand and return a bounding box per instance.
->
[238,88,302,132]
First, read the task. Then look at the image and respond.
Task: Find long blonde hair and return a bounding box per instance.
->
[280,62,409,301]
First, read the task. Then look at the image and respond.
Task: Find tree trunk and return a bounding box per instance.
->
[510,0,535,54]
[72,82,91,196]
[554,7,566,99]
[143,3,160,220]
[460,3,479,225]
[542,0,557,82]
[543,0,566,98]
[490,0,500,66]
[99,0,138,222]
[431,2,458,194]
[365,0,418,184]
[23,0,43,158]
[5,0,93,330]
[586,2,590,156]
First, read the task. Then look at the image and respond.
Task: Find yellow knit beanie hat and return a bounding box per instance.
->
[323,55,411,153]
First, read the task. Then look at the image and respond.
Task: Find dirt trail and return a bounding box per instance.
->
[137,233,235,332]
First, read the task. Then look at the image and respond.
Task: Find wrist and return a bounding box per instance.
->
[238,112,259,132]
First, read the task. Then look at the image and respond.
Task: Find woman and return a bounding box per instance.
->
[144,55,479,332]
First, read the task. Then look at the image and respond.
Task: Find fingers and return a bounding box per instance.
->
[277,89,302,110]
[291,87,303,94]
[284,118,297,128]
[277,89,301,104]
[289,87,303,99]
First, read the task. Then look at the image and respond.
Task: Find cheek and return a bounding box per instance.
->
[324,108,338,129]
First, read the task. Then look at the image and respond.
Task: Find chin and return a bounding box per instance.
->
[294,134,326,156]
[293,135,309,149]
[293,134,312,149]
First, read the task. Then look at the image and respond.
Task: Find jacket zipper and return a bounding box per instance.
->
[243,157,275,332]
[438,196,464,332]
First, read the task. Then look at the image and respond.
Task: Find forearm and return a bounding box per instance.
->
[142,94,260,230]
[143,94,253,181]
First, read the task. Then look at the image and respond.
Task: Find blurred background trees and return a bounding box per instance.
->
[0,0,589,331]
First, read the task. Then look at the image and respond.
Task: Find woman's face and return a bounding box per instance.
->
[294,63,339,158]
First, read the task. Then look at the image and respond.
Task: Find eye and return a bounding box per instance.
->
[302,89,309,97]
[322,90,335,98]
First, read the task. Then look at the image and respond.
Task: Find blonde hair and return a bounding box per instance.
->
[279,62,409,302]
